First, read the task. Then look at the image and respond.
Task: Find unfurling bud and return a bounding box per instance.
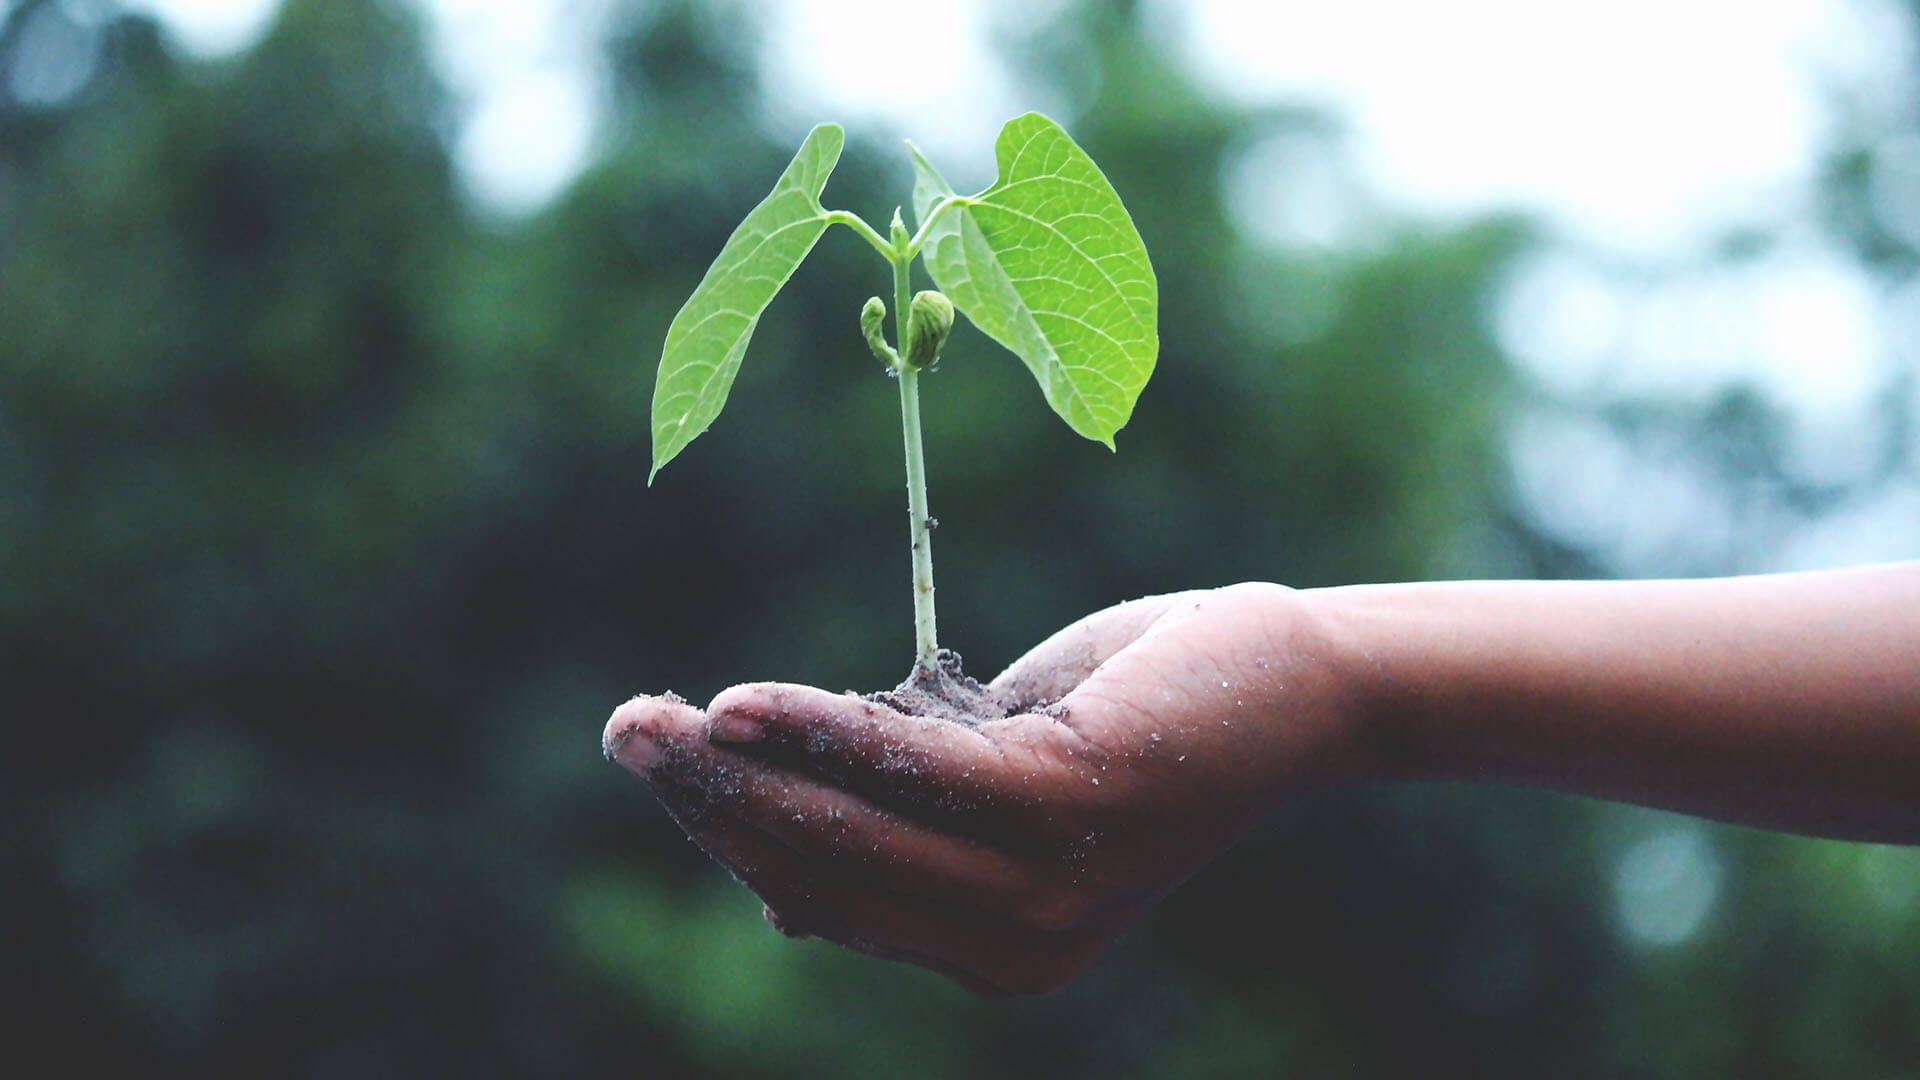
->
[889,206,910,250]
[904,290,954,369]
[860,296,895,366]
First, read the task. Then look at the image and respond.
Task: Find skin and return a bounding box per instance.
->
[604,563,1920,996]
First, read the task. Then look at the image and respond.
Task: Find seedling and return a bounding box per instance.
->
[650,113,1157,680]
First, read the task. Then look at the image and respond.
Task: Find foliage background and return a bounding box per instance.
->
[4,0,1917,1074]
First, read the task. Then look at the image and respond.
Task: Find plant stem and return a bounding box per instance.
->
[893,250,939,669]
[901,196,969,261]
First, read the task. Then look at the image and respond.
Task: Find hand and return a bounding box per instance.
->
[603,583,1373,995]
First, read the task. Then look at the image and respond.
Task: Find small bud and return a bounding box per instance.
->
[859,296,896,367]
[904,290,954,369]
[890,206,910,250]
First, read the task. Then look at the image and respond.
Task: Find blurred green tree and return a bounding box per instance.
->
[5,0,1914,1075]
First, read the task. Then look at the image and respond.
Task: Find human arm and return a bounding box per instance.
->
[602,564,1920,994]
[1326,563,1920,843]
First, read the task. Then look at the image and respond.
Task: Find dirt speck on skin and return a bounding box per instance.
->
[866,649,1026,726]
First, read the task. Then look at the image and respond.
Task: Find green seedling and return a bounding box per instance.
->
[650,113,1158,675]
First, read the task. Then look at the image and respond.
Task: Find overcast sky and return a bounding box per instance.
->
[122,0,1898,239]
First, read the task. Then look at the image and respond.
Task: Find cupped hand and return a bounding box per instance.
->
[602,583,1371,996]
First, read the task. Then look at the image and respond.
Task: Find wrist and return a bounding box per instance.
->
[1295,583,1442,786]
[1214,582,1399,791]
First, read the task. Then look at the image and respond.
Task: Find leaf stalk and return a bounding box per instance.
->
[825,210,894,259]
[892,243,939,668]
[901,196,969,261]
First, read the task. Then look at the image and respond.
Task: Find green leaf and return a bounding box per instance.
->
[650,123,844,482]
[911,113,1157,448]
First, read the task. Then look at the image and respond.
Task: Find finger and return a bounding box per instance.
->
[658,726,1083,918]
[762,903,812,940]
[781,871,1106,997]
[704,682,1066,816]
[759,900,1012,996]
[988,590,1206,708]
[669,804,1095,997]
[603,692,707,776]
[614,687,1081,910]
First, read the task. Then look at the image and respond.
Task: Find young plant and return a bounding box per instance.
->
[650,113,1157,678]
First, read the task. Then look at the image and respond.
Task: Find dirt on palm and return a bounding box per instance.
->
[865,649,1022,727]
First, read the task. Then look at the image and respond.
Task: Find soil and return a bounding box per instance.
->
[864,649,1022,727]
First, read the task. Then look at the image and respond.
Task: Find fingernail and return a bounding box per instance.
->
[604,724,664,772]
[709,709,764,744]
[603,700,667,772]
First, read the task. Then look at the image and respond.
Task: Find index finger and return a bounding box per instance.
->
[704,682,1083,829]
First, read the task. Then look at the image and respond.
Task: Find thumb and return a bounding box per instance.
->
[989,590,1205,709]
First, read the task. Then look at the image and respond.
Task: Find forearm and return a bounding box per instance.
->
[1308,564,1920,843]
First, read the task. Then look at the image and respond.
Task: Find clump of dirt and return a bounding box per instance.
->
[865,649,1020,727]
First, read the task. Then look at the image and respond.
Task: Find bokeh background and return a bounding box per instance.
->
[6,0,1920,1073]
